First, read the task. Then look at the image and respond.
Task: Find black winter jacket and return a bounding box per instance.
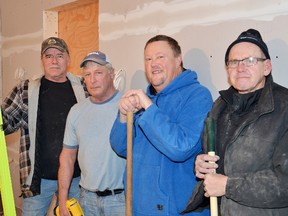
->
[183,74,288,216]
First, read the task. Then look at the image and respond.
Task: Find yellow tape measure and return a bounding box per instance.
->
[0,112,16,216]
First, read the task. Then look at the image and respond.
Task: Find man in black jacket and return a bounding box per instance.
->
[183,29,288,216]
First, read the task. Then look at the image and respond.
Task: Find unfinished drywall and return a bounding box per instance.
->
[0,0,43,212]
[1,0,288,214]
[99,0,288,100]
[0,1,43,98]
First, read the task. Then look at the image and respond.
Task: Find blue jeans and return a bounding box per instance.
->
[80,187,126,216]
[22,177,80,216]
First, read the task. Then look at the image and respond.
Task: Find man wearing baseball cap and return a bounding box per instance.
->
[183,29,288,215]
[1,37,88,215]
[58,51,126,216]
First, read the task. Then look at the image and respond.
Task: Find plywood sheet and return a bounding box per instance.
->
[58,1,99,75]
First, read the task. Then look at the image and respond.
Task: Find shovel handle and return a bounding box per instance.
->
[126,112,133,216]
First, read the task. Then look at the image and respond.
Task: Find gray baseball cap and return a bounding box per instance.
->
[80,51,111,68]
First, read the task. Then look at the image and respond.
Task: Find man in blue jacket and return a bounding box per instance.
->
[110,34,212,215]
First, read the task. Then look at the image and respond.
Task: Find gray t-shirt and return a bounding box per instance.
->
[63,91,126,191]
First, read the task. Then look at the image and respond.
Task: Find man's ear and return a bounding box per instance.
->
[110,68,115,79]
[176,54,182,68]
[264,59,272,76]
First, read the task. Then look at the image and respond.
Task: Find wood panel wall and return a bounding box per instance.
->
[58,1,99,76]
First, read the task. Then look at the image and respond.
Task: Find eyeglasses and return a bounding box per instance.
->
[226,57,266,68]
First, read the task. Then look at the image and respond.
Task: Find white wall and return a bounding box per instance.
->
[1,0,288,213]
[0,0,43,211]
[99,0,288,100]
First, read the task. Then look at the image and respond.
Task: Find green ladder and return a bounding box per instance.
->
[0,112,16,216]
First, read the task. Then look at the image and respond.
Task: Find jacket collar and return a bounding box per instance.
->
[211,74,274,119]
[146,69,198,97]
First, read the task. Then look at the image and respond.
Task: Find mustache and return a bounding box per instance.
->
[48,65,61,69]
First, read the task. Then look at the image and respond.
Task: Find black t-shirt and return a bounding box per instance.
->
[35,77,81,180]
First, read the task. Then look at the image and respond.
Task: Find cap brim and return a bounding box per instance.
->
[80,58,107,68]
[41,45,66,54]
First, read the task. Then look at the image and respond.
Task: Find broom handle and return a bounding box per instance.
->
[208,151,218,216]
[206,117,218,216]
[126,112,133,216]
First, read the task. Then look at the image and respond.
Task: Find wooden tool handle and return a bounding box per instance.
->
[208,151,218,216]
[126,112,133,216]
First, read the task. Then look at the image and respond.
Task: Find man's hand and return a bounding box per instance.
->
[58,202,70,216]
[203,173,228,197]
[195,154,219,179]
[119,89,153,123]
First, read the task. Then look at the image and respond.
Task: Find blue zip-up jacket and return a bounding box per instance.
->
[110,69,212,215]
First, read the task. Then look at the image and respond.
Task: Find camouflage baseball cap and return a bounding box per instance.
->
[41,37,69,55]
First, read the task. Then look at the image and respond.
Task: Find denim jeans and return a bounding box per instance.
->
[79,187,126,216]
[22,176,80,216]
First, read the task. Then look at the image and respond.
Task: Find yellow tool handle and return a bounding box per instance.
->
[54,198,84,216]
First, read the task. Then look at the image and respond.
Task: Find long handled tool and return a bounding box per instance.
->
[206,117,218,216]
[0,112,16,216]
[126,112,133,216]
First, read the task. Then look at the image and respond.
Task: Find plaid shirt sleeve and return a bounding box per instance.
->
[1,80,29,135]
[1,80,32,197]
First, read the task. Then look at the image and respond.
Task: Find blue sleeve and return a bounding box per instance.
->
[138,87,212,162]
